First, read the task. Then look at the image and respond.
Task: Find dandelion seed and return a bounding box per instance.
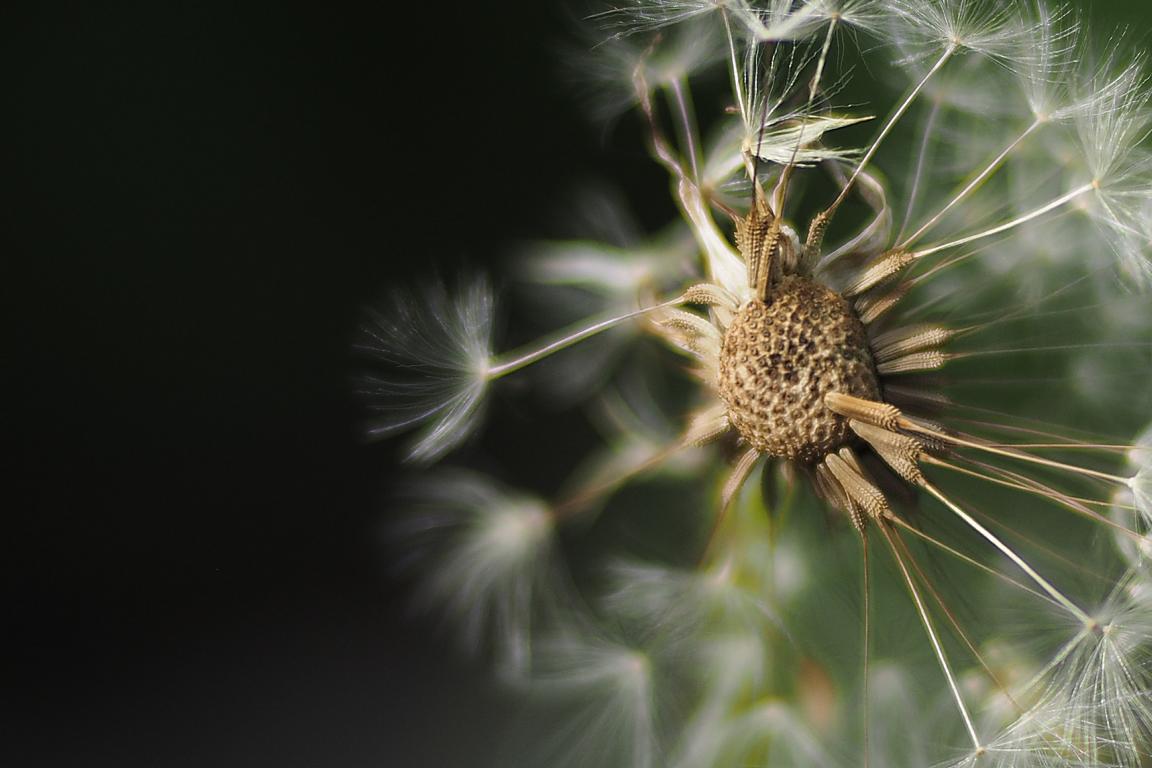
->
[889,0,1038,63]
[396,470,557,678]
[526,631,661,768]
[572,19,726,120]
[514,198,698,398]
[594,0,738,37]
[359,274,693,462]
[1016,3,1079,122]
[1072,57,1152,285]
[1124,420,1152,540]
[557,389,698,505]
[709,699,838,765]
[605,557,782,645]
[356,276,494,463]
[802,0,893,37]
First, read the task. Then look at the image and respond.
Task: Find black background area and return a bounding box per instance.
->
[2,2,624,766]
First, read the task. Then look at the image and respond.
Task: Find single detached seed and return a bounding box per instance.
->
[718,275,880,462]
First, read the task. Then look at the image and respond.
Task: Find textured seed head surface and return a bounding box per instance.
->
[719,275,880,462]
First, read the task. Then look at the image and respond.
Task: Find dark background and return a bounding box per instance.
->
[4,2,1147,766]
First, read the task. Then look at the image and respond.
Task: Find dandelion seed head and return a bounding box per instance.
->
[376,0,1152,762]
[718,275,880,461]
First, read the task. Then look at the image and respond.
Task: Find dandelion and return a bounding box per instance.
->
[393,470,558,677]
[357,274,689,462]
[364,0,1152,764]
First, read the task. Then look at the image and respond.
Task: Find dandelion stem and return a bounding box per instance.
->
[551,440,686,521]
[952,341,1152,358]
[828,45,955,215]
[890,526,1025,716]
[780,16,839,181]
[722,10,747,128]
[913,182,1094,259]
[776,17,837,229]
[973,442,1135,452]
[809,17,837,105]
[748,42,776,202]
[485,297,684,379]
[897,99,943,244]
[899,119,1042,249]
[933,472,1121,587]
[923,454,1137,536]
[921,480,1095,626]
[882,511,1054,605]
[899,419,1130,484]
[634,46,747,289]
[634,44,690,185]
[879,521,982,751]
[668,78,701,182]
